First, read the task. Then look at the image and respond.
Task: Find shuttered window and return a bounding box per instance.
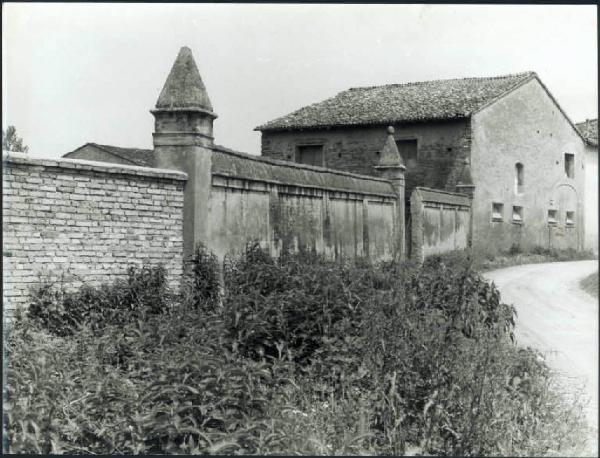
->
[296,145,324,167]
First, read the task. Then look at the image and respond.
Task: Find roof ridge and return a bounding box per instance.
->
[347,71,536,91]
[92,143,153,153]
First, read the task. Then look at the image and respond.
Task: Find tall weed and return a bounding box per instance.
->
[5,249,592,455]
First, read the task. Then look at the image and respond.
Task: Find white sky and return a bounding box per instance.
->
[2,3,598,158]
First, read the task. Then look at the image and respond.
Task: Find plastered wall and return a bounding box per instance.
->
[206,149,399,262]
[410,187,471,262]
[470,78,586,254]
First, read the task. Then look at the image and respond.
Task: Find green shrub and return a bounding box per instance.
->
[5,306,287,455]
[26,265,170,336]
[185,244,222,311]
[222,243,361,363]
[6,253,592,456]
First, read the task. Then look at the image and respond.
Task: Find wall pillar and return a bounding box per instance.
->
[153,128,215,260]
[373,126,407,261]
[150,46,218,261]
[455,156,475,249]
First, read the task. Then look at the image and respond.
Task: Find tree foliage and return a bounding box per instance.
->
[2,125,29,153]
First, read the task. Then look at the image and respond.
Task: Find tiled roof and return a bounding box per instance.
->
[211,145,396,197]
[575,118,598,146]
[154,46,215,114]
[256,72,537,131]
[71,143,155,167]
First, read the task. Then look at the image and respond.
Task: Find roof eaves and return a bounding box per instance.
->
[256,114,471,133]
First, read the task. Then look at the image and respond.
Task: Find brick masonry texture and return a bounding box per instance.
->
[2,153,187,314]
[260,119,471,200]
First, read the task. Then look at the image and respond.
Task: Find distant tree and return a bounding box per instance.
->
[2,126,29,153]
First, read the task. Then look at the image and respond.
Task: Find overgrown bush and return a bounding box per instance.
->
[185,244,221,311]
[5,249,593,455]
[26,265,170,336]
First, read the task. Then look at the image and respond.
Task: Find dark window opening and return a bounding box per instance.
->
[296,145,324,167]
[515,163,524,194]
[396,139,418,169]
[566,211,575,226]
[547,209,558,225]
[564,153,575,178]
[512,206,523,224]
[492,202,504,222]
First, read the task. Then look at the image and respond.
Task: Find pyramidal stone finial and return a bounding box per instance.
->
[155,46,215,114]
[377,126,405,168]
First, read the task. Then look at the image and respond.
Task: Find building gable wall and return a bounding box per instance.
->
[470,77,586,253]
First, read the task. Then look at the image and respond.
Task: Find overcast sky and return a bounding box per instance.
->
[2,3,597,158]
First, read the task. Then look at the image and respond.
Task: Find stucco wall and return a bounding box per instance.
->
[410,187,471,262]
[260,119,471,197]
[470,78,586,254]
[2,153,186,315]
[585,144,598,253]
[207,149,399,262]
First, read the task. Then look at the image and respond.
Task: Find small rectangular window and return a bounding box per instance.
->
[396,139,418,169]
[564,153,575,178]
[296,145,324,167]
[547,209,558,225]
[492,202,504,222]
[566,211,575,226]
[512,206,523,224]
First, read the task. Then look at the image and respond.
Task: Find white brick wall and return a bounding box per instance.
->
[2,153,187,315]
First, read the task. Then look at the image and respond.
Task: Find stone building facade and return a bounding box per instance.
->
[256,73,588,254]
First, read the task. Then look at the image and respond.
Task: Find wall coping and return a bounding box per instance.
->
[413,186,470,199]
[212,144,393,184]
[413,187,471,207]
[3,152,188,181]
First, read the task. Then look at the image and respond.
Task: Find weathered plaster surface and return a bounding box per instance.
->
[584,144,598,253]
[410,188,471,262]
[207,151,399,262]
[470,78,586,253]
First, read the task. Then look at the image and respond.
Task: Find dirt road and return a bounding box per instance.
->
[484,261,598,436]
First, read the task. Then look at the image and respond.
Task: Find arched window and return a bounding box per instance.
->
[515,163,524,194]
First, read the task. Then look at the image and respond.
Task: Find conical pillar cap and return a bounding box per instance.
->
[155,47,215,114]
[377,126,405,168]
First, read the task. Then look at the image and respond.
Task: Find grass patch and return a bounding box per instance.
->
[462,245,597,272]
[4,250,593,455]
[580,271,599,298]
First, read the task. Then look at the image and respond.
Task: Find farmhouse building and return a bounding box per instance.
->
[256,73,588,254]
[576,118,598,253]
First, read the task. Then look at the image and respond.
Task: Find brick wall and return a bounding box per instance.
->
[2,153,187,315]
[260,119,471,198]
